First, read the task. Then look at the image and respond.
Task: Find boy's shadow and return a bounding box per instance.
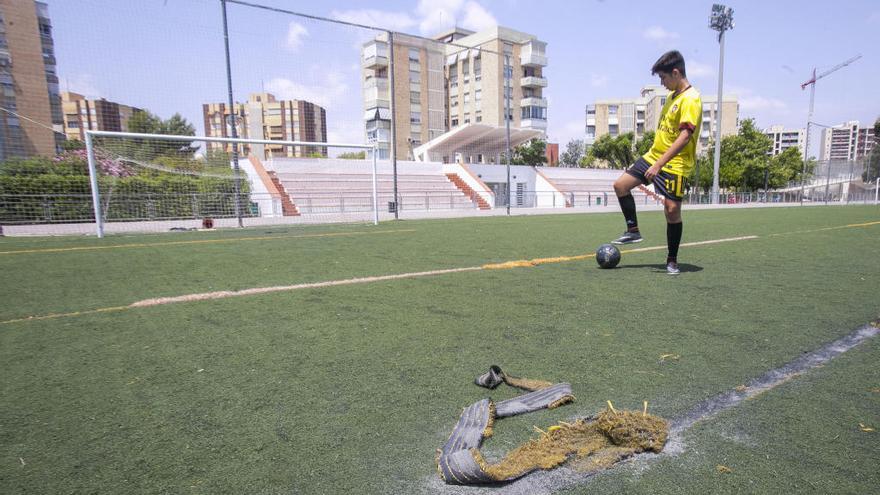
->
[613,263,704,273]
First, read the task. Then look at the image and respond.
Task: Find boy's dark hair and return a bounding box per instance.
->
[651,50,686,77]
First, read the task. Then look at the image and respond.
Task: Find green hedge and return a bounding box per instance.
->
[0,158,252,224]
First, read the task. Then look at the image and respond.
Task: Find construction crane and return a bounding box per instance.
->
[798,54,861,203]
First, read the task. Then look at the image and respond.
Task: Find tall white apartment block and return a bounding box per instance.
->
[763,125,805,156]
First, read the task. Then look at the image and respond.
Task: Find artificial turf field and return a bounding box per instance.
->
[0,205,878,494]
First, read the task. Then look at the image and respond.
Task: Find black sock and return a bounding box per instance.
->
[667,222,683,261]
[618,194,638,232]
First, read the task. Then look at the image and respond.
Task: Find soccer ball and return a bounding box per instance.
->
[596,244,621,269]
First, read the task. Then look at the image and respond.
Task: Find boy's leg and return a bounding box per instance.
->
[612,158,651,244]
[664,198,683,274]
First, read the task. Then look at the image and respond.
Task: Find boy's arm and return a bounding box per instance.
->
[644,129,693,181]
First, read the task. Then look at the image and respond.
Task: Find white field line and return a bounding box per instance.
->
[1,223,876,325]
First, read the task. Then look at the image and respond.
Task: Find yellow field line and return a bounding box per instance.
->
[0,228,417,255]
[767,220,880,237]
[0,221,873,326]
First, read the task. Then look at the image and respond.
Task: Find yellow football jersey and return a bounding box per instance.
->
[643,86,702,176]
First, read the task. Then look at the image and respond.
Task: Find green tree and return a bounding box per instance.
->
[160,113,196,136]
[338,151,367,160]
[510,138,547,165]
[634,131,655,156]
[586,133,634,169]
[127,110,163,134]
[559,139,584,167]
[61,139,85,151]
[717,119,773,191]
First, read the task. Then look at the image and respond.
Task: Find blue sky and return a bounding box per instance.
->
[47,0,879,156]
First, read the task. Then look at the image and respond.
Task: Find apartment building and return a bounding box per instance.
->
[361,26,548,160]
[819,121,875,161]
[203,93,327,159]
[586,86,738,155]
[763,125,805,156]
[0,0,63,159]
[362,32,446,160]
[61,92,142,142]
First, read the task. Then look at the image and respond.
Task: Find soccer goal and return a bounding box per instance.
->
[0,130,378,236]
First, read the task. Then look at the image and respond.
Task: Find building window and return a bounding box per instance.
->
[410,112,421,124]
[521,106,547,120]
[408,48,419,61]
[450,96,458,107]
[609,124,619,136]
[409,70,420,84]
[463,93,470,104]
[410,91,420,104]
[462,59,469,76]
[451,118,459,127]
[473,58,481,81]
[609,106,618,115]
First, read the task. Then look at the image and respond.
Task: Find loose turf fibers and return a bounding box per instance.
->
[1,205,878,494]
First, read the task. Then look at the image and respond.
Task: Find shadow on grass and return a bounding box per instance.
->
[608,263,704,273]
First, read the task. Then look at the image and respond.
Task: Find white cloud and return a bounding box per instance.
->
[330,9,417,32]
[64,73,102,99]
[417,0,464,36]
[459,1,498,32]
[687,61,714,79]
[727,86,787,112]
[264,71,348,110]
[326,120,365,146]
[591,73,609,88]
[552,119,588,144]
[330,1,497,38]
[286,22,308,52]
[643,26,679,42]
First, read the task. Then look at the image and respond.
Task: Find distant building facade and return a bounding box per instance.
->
[203,93,327,159]
[586,86,738,155]
[61,92,142,142]
[0,0,63,158]
[819,121,875,161]
[763,125,805,156]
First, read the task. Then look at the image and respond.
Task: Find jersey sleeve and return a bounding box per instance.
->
[678,96,701,133]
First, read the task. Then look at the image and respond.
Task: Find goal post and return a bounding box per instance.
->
[80,130,377,237]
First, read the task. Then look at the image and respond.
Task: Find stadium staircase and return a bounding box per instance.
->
[267,171,301,216]
[445,173,491,210]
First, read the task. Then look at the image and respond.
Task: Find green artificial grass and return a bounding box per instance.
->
[0,205,878,493]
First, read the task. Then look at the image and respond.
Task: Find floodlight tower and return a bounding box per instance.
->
[708,4,734,204]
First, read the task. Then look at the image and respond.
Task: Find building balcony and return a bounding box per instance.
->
[520,119,547,131]
[364,76,389,91]
[520,97,547,107]
[520,51,547,67]
[362,54,389,69]
[366,128,391,144]
[520,76,547,88]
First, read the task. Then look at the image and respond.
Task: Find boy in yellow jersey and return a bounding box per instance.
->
[610,50,702,275]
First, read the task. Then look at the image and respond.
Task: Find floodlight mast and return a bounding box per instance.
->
[708,4,733,205]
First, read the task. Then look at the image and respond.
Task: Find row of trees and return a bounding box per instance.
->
[549,118,834,192]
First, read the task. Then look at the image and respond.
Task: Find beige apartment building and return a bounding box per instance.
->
[763,125,805,156]
[61,92,141,142]
[586,86,738,155]
[362,26,548,161]
[0,0,63,159]
[203,93,327,159]
[819,121,875,161]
